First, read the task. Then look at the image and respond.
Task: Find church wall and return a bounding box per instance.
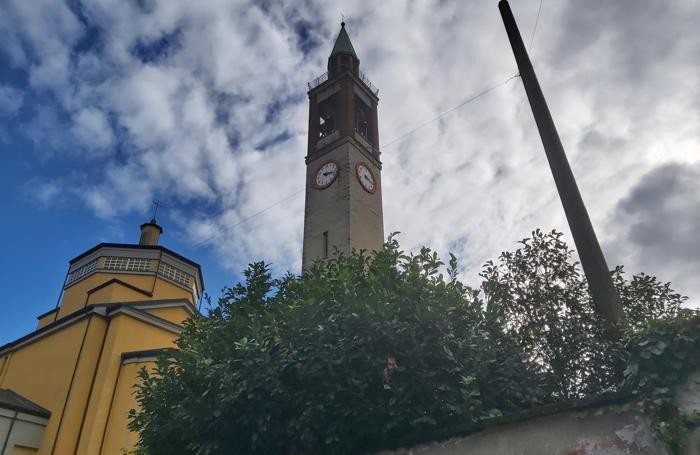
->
[1,303,186,454]
[58,273,195,320]
[100,360,156,455]
[48,315,108,455]
[348,144,384,253]
[35,310,57,330]
[59,273,155,317]
[150,277,197,305]
[1,223,201,453]
[75,313,178,454]
[142,306,191,325]
[85,280,155,306]
[0,317,93,455]
[339,78,355,137]
[303,142,353,267]
[303,139,384,267]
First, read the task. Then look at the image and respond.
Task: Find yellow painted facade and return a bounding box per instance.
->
[0,222,203,454]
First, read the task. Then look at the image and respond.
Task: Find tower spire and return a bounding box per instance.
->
[328,22,360,78]
[330,22,357,59]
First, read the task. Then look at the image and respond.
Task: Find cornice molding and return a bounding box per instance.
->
[0,300,191,357]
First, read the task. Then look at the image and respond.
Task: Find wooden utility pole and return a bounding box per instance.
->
[498,0,626,339]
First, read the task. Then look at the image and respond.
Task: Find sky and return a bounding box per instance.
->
[1,0,699,344]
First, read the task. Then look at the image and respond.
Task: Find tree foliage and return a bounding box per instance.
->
[129,230,689,455]
[623,313,700,454]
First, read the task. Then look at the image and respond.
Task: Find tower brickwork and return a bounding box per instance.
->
[302,23,384,269]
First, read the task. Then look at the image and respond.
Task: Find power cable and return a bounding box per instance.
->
[192,188,305,247]
[381,74,520,151]
[189,73,520,248]
[529,0,543,53]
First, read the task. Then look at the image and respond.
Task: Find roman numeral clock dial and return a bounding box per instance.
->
[313,160,339,189]
[355,162,376,193]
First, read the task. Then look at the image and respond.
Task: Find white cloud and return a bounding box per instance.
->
[29,180,62,206]
[1,0,83,98]
[72,107,114,151]
[3,0,699,305]
[0,85,24,117]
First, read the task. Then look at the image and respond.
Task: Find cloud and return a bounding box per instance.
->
[71,107,114,151]
[0,0,83,98]
[22,106,74,156]
[611,163,700,299]
[0,85,24,117]
[28,179,62,206]
[1,0,698,305]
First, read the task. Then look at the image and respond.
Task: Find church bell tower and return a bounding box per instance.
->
[302,22,384,269]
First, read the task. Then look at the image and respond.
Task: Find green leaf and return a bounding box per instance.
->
[411,416,437,426]
[128,232,693,455]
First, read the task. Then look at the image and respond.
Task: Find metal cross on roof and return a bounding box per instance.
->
[152,200,163,220]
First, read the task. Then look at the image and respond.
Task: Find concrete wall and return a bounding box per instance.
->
[377,372,700,455]
[676,370,700,455]
[302,138,384,269]
[377,406,664,455]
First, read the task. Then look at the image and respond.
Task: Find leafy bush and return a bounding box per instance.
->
[130,230,688,454]
[623,313,700,454]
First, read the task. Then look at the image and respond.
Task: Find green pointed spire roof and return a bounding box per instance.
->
[330,22,357,58]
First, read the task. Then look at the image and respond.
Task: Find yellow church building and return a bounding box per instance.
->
[0,219,203,454]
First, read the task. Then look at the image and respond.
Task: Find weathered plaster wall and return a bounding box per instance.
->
[376,406,664,455]
[676,370,700,455]
[377,368,700,455]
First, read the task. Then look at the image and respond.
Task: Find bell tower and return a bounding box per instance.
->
[302,23,384,269]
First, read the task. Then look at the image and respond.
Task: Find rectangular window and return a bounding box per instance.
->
[340,55,351,73]
[355,95,371,142]
[318,95,337,138]
[103,256,152,272]
[158,261,194,288]
[66,259,98,284]
[323,231,329,258]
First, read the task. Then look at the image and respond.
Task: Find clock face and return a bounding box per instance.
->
[355,162,376,193]
[313,160,339,189]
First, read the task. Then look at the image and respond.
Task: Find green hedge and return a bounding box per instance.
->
[129,230,693,455]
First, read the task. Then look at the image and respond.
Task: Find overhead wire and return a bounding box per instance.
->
[380,74,520,151]
[189,72,521,248]
[529,0,543,53]
[191,188,305,247]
